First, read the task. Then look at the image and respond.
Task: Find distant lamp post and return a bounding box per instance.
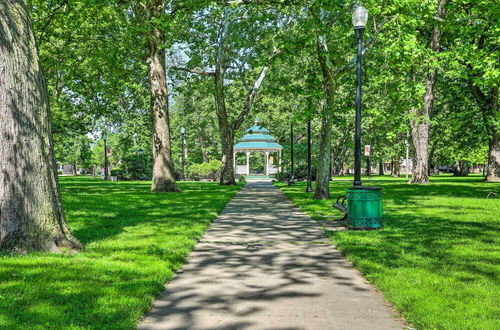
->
[352,4,368,187]
[137,148,144,155]
[365,144,371,179]
[133,133,138,148]
[405,133,410,179]
[102,132,108,181]
[181,127,186,181]
[288,122,295,186]
[306,117,313,192]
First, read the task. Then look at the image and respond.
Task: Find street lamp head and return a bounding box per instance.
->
[102,132,107,141]
[181,127,185,134]
[352,5,368,28]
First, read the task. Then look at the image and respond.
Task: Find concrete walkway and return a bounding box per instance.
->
[139,181,405,330]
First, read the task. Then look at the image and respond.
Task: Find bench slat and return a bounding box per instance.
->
[333,203,347,214]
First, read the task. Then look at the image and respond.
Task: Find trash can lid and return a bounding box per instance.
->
[350,186,382,191]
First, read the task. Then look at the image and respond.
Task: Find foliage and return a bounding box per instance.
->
[0,177,240,329]
[120,153,153,180]
[186,160,222,181]
[276,175,500,329]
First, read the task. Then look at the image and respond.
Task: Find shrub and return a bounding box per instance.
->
[273,171,290,182]
[110,169,125,180]
[121,153,152,180]
[187,160,222,181]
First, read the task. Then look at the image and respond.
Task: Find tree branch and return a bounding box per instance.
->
[170,66,215,76]
[231,47,281,129]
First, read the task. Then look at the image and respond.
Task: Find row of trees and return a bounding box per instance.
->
[0,0,497,251]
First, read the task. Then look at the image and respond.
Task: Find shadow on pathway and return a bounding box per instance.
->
[139,180,406,330]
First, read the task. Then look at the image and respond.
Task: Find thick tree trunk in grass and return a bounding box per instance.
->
[145,2,179,192]
[410,111,430,183]
[453,160,469,177]
[218,114,236,185]
[471,84,499,182]
[392,159,400,177]
[410,0,447,184]
[487,126,500,182]
[379,162,384,175]
[0,0,81,253]
[198,131,209,163]
[313,35,335,200]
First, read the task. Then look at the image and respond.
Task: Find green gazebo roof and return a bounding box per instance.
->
[234,118,282,151]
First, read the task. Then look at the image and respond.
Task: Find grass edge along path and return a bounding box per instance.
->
[0,177,242,329]
[275,175,500,330]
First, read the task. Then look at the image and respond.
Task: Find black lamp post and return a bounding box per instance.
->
[102,132,108,181]
[306,117,313,192]
[288,122,295,186]
[181,127,186,181]
[352,5,368,187]
[364,144,371,179]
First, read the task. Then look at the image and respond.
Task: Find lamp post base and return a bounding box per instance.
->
[306,180,313,192]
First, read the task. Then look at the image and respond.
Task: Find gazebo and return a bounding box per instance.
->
[234,119,283,175]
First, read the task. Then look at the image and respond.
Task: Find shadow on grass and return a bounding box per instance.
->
[275,176,500,329]
[0,177,241,329]
[61,178,239,245]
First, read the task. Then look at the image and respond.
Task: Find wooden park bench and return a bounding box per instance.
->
[332,195,348,221]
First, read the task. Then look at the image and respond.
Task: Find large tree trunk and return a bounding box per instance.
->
[471,84,499,182]
[313,35,334,200]
[198,130,209,163]
[410,0,447,184]
[0,0,81,253]
[218,116,236,185]
[410,111,430,183]
[487,124,500,182]
[213,16,236,186]
[146,3,179,192]
[453,160,469,177]
[379,162,384,175]
[392,159,401,177]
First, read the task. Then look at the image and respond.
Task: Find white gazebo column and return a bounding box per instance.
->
[265,151,270,175]
[233,151,236,174]
[246,151,250,175]
[279,150,283,172]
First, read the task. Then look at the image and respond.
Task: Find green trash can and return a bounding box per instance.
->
[347,187,383,229]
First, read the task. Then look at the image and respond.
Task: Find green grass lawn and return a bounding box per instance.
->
[276,175,500,330]
[0,177,241,329]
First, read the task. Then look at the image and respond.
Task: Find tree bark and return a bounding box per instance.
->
[470,84,499,182]
[197,130,209,163]
[453,160,469,177]
[313,34,334,200]
[144,2,180,192]
[392,159,400,177]
[0,0,81,253]
[487,125,500,182]
[213,10,235,185]
[410,0,447,184]
[379,162,384,175]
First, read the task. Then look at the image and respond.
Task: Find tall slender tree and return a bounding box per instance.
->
[410,0,448,183]
[134,1,180,192]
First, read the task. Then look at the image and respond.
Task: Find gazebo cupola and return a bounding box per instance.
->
[234,118,283,175]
